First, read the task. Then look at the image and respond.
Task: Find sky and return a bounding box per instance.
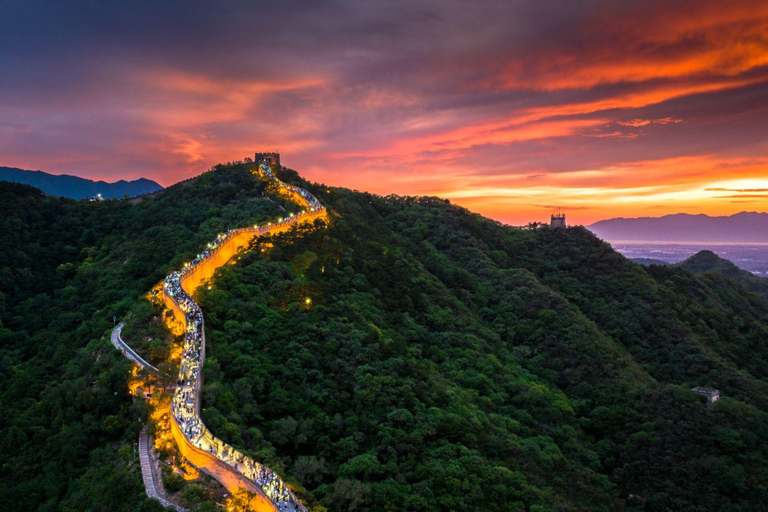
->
[1,0,767,224]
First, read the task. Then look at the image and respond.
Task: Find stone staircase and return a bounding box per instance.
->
[139,428,186,511]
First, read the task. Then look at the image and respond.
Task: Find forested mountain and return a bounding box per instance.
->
[3,162,768,511]
[678,250,768,300]
[630,257,669,266]
[0,166,162,199]
[588,212,768,242]
[0,165,287,511]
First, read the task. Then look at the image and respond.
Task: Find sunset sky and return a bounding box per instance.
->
[1,0,767,224]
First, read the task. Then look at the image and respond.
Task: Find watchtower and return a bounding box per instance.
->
[254,151,280,168]
[550,213,566,229]
[692,387,720,407]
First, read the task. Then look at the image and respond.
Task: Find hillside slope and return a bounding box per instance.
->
[678,250,768,299]
[194,168,768,511]
[0,164,290,510]
[0,166,162,199]
[2,163,768,511]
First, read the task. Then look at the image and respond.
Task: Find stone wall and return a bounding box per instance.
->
[170,417,277,511]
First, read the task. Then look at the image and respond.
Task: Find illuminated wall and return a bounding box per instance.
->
[170,418,277,512]
[162,294,186,337]
[180,210,327,294]
[160,209,328,511]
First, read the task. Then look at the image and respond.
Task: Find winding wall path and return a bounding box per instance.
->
[161,161,327,511]
[111,322,159,372]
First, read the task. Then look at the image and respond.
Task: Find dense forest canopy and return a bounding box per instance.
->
[2,161,768,511]
[678,250,768,300]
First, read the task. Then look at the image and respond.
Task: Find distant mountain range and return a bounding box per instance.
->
[588,212,768,243]
[0,166,163,199]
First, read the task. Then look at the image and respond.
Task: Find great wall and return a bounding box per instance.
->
[118,156,328,511]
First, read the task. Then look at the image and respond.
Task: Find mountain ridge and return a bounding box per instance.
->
[0,166,163,199]
[588,211,768,242]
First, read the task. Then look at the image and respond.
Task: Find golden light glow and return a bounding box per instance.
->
[411,156,768,224]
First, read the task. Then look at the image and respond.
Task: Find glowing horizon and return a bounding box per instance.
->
[1,0,767,225]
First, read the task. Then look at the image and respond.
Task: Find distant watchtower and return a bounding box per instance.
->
[254,151,280,168]
[550,213,566,229]
[692,387,720,407]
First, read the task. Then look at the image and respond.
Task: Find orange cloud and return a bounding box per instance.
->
[337,118,607,161]
[619,118,682,127]
[415,156,768,225]
[484,0,768,91]
[118,70,332,179]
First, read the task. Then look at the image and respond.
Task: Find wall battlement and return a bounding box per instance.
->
[551,213,566,229]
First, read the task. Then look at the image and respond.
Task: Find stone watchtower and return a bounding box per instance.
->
[692,387,720,407]
[550,213,566,229]
[254,151,280,168]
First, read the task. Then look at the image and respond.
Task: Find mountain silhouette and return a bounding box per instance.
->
[588,212,768,242]
[0,166,162,199]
